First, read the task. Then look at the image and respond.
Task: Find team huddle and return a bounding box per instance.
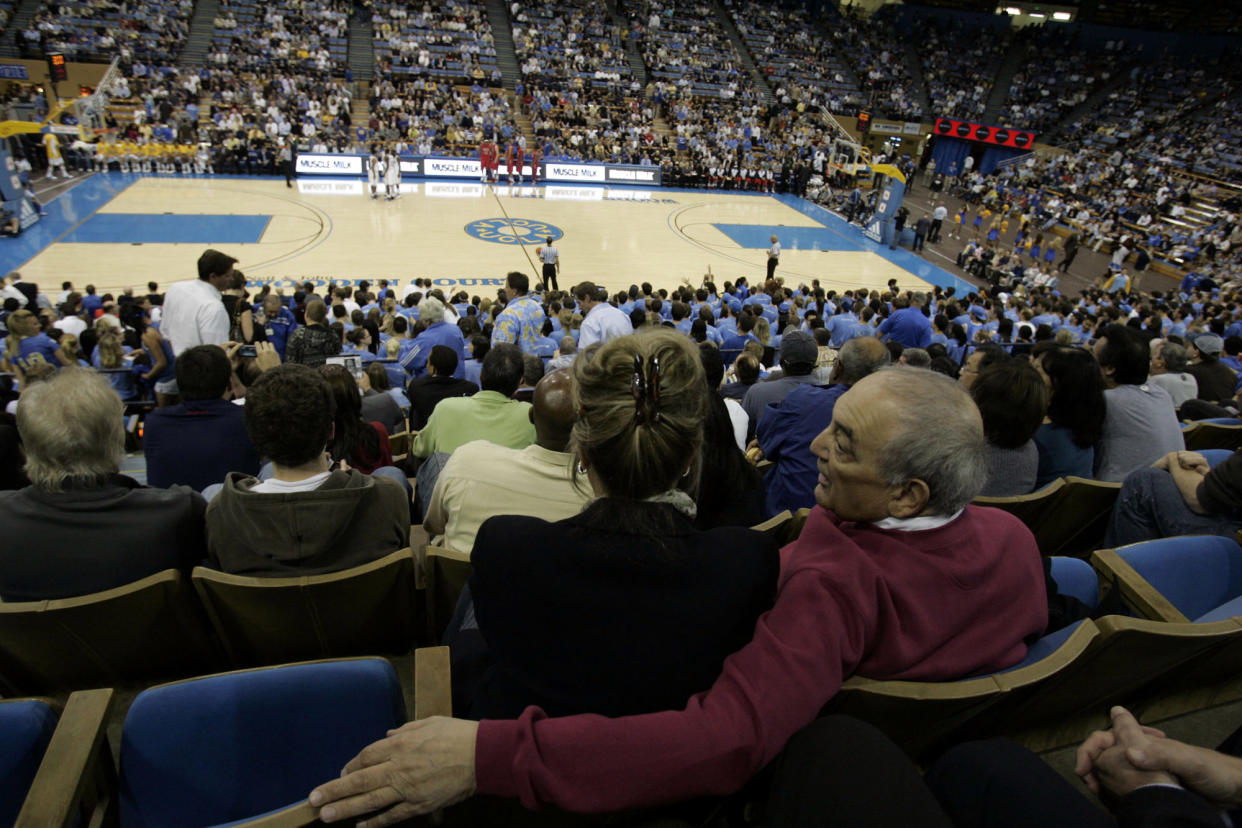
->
[478,136,542,185]
[366,144,402,200]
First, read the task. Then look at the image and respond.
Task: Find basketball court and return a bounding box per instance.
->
[1,172,974,298]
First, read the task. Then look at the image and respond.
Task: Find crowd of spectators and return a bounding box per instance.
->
[1000,29,1129,133]
[19,0,190,61]
[510,0,629,87]
[627,0,751,102]
[371,0,500,86]
[914,18,1009,121]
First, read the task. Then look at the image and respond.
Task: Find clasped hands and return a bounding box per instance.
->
[1075,706,1242,811]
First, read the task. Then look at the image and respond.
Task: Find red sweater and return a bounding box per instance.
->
[475,505,1047,812]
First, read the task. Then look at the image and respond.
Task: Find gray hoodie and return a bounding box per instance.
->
[205,469,407,576]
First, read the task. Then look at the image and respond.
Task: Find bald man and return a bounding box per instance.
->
[423,370,591,556]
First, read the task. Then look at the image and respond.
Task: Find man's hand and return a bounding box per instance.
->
[1125,731,1242,810]
[253,341,281,372]
[309,717,479,826]
[1169,460,1209,514]
[1075,707,1166,795]
[745,438,763,465]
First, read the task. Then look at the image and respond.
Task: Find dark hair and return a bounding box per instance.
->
[244,364,335,467]
[734,353,761,384]
[970,360,1049,449]
[696,342,763,528]
[365,361,390,391]
[972,343,1010,371]
[429,344,458,376]
[1096,323,1150,385]
[174,345,231,400]
[929,356,960,379]
[481,343,525,396]
[469,334,490,362]
[506,271,529,294]
[319,364,380,465]
[1042,348,1107,449]
[197,249,238,281]
[523,352,545,386]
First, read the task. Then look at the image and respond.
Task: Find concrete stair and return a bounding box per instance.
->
[899,39,931,119]
[981,45,1027,125]
[606,0,647,86]
[179,0,219,66]
[711,0,773,105]
[483,0,521,90]
[346,7,374,82]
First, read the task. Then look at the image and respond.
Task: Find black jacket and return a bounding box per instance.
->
[406,375,479,430]
[466,499,779,720]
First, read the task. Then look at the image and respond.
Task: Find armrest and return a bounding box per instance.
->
[231,800,322,827]
[414,646,451,720]
[1090,549,1190,623]
[16,688,115,828]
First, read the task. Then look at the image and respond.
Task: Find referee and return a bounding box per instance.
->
[767,234,780,281]
[540,236,560,291]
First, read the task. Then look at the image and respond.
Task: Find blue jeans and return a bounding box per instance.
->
[1105,466,1242,547]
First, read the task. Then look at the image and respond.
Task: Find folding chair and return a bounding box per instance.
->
[192,548,420,667]
[425,545,474,644]
[0,570,224,695]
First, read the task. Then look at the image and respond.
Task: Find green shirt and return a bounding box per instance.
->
[411,391,535,458]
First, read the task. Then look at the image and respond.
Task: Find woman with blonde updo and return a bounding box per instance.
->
[461,329,779,720]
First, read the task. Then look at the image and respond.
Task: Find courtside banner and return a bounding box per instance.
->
[295,153,661,186]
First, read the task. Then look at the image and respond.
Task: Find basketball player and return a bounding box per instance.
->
[367,148,382,200]
[479,139,493,184]
[539,236,560,291]
[384,145,401,200]
[195,143,214,175]
[42,132,70,180]
[528,145,541,185]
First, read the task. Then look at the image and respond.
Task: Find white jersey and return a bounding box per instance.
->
[367,157,381,185]
[384,153,400,185]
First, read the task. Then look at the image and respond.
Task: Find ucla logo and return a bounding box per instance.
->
[466,218,563,246]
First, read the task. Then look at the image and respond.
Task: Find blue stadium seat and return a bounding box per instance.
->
[1049,557,1099,609]
[0,701,58,826]
[1111,536,1242,622]
[119,658,405,826]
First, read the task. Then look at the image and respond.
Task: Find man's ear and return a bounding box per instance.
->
[888,478,931,520]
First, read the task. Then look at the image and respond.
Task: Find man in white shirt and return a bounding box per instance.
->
[1147,340,1199,411]
[767,235,780,281]
[161,249,236,356]
[574,281,632,349]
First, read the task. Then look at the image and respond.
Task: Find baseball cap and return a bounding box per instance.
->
[1193,333,1224,356]
[779,330,818,366]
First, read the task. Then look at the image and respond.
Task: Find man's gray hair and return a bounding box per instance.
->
[872,367,987,515]
[17,369,123,491]
[901,347,931,368]
[836,337,891,384]
[419,295,445,324]
[559,335,578,355]
[1159,341,1190,372]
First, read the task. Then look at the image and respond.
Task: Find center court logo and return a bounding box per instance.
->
[465,218,563,245]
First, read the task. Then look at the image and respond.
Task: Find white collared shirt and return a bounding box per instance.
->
[873,509,964,532]
[160,278,229,355]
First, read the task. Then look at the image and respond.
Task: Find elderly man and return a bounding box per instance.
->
[573,281,631,348]
[161,248,237,355]
[424,370,589,556]
[310,367,1048,822]
[0,369,206,600]
[401,295,466,379]
[492,272,545,354]
[1147,340,1198,411]
[410,343,533,458]
[756,337,891,515]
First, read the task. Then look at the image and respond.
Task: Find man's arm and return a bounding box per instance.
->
[1196,449,1242,516]
[313,522,874,819]
[199,299,230,346]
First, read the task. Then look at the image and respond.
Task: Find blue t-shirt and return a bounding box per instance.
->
[15,333,61,373]
[1033,422,1094,490]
